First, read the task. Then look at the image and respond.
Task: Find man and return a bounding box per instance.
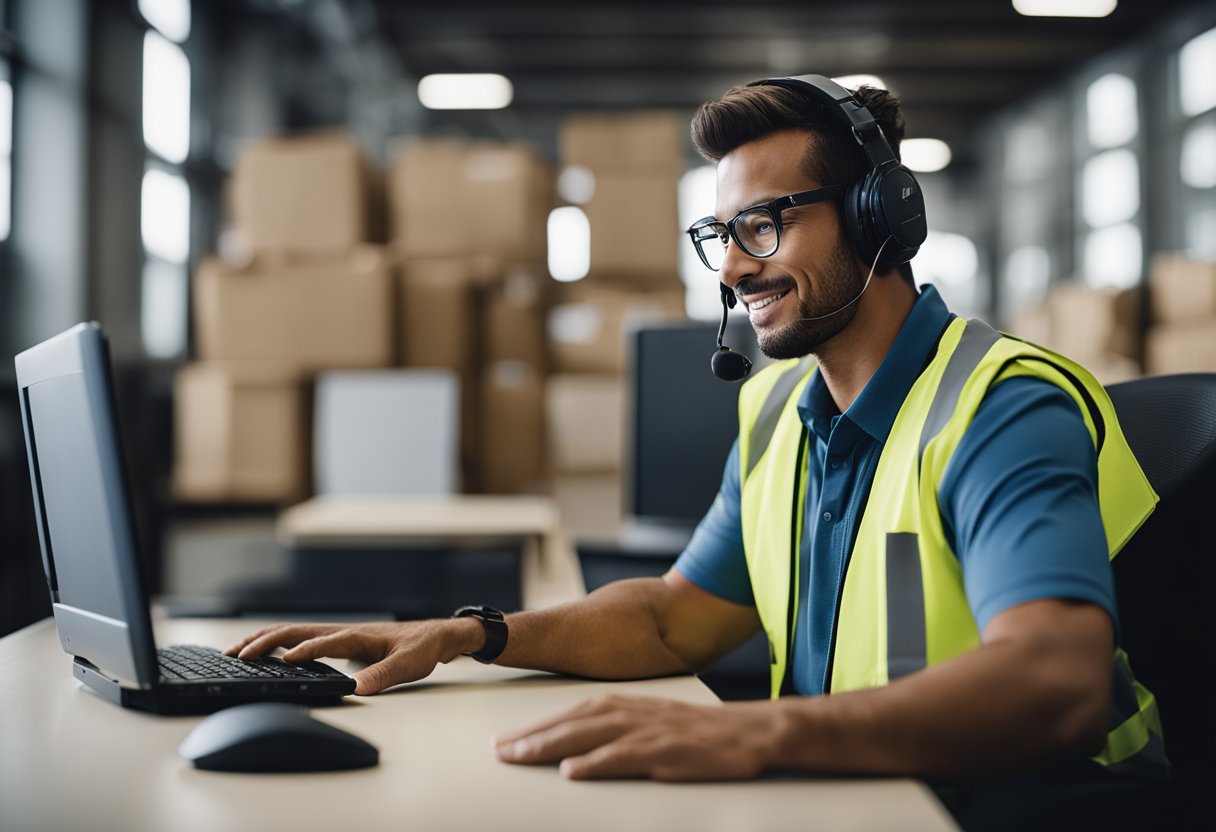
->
[227,77,1166,799]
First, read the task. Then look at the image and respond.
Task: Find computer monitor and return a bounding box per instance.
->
[624,318,768,532]
[14,322,159,688]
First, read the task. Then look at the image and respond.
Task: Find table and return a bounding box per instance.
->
[277,495,582,610]
[0,617,959,832]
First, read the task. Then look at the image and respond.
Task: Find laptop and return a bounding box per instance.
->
[14,322,356,715]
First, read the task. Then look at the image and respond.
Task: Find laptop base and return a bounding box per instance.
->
[72,657,350,716]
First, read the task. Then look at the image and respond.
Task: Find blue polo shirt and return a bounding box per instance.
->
[674,285,1116,696]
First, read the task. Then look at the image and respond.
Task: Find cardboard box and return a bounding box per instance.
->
[194,248,394,370]
[388,139,472,257]
[398,258,480,372]
[545,375,625,473]
[482,265,550,369]
[172,363,309,503]
[1149,253,1216,325]
[478,362,545,494]
[231,133,376,254]
[389,139,553,262]
[548,283,687,374]
[1146,323,1216,375]
[465,142,553,262]
[559,111,686,170]
[584,170,682,278]
[1046,284,1141,363]
[1006,302,1052,346]
[548,473,623,541]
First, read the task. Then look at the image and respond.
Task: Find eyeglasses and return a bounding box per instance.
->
[686,184,847,272]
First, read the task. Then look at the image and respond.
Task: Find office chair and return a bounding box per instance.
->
[1106,373,1216,820]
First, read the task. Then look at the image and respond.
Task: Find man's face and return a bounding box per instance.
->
[715,129,863,359]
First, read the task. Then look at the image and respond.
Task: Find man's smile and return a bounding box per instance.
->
[737,282,796,324]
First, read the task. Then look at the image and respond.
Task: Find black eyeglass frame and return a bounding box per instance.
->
[686,184,848,272]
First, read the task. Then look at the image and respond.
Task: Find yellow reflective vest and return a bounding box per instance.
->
[738,316,1166,775]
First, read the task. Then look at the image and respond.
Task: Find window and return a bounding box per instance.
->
[142,31,191,164]
[1179,26,1216,118]
[138,0,191,43]
[1080,71,1143,287]
[0,74,11,241]
[996,101,1070,321]
[1086,73,1138,149]
[1005,246,1052,305]
[138,2,192,359]
[1180,118,1216,188]
[1083,223,1142,288]
[678,165,718,321]
[918,230,985,317]
[141,168,190,263]
[1081,149,1140,227]
[1177,27,1216,258]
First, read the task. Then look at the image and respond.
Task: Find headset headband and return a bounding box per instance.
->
[752,75,897,169]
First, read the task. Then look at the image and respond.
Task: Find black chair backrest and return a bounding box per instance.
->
[1106,373,1216,769]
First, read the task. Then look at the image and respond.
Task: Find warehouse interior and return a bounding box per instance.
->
[1,0,1216,820]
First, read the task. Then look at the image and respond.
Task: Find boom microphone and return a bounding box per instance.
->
[711,283,753,382]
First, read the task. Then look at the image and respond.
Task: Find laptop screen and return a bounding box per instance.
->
[15,323,158,688]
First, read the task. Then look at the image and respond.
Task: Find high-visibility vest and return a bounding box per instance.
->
[738,317,1166,775]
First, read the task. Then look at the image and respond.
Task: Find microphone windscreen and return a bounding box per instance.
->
[711,348,752,382]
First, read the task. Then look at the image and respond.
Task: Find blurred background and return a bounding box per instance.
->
[1,0,1215,647]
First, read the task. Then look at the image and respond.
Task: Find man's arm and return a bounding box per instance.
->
[495,596,1113,780]
[224,571,760,694]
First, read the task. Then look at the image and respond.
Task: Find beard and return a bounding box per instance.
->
[753,238,866,360]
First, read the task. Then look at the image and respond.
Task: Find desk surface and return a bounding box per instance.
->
[278,495,560,544]
[0,617,958,832]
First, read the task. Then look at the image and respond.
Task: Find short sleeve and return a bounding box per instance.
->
[938,376,1118,635]
[673,440,755,606]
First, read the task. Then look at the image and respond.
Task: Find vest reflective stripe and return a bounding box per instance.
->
[885,533,927,679]
[747,357,816,479]
[917,320,1001,467]
[1094,650,1167,775]
[737,316,1167,776]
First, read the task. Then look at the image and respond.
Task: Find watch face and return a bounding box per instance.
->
[455,605,504,621]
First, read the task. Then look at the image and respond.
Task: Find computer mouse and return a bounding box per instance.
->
[178,702,379,772]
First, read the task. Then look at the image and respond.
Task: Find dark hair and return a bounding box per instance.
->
[691,81,914,284]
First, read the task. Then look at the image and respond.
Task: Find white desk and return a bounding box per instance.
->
[0,617,959,832]
[277,495,582,609]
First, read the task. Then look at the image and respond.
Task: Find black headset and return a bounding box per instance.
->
[753,74,927,268]
[710,75,928,382]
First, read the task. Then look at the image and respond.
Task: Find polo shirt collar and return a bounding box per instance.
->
[797,284,955,443]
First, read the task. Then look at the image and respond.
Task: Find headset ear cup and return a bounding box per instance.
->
[843,179,875,266]
[853,165,927,268]
[874,165,927,264]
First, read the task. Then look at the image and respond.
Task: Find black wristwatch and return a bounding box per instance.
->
[453,605,508,664]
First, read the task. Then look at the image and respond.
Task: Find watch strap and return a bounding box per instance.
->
[453,605,508,664]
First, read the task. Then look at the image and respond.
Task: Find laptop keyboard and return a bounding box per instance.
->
[157,644,336,683]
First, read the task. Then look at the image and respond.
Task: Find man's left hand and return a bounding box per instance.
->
[494,694,785,781]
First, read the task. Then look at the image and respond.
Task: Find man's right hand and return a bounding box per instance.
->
[223,618,484,695]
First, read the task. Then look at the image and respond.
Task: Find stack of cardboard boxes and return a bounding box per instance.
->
[174,131,558,503]
[545,113,690,537]
[389,137,555,494]
[174,134,393,503]
[1007,282,1143,385]
[1007,255,1216,385]
[1145,254,1216,375]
